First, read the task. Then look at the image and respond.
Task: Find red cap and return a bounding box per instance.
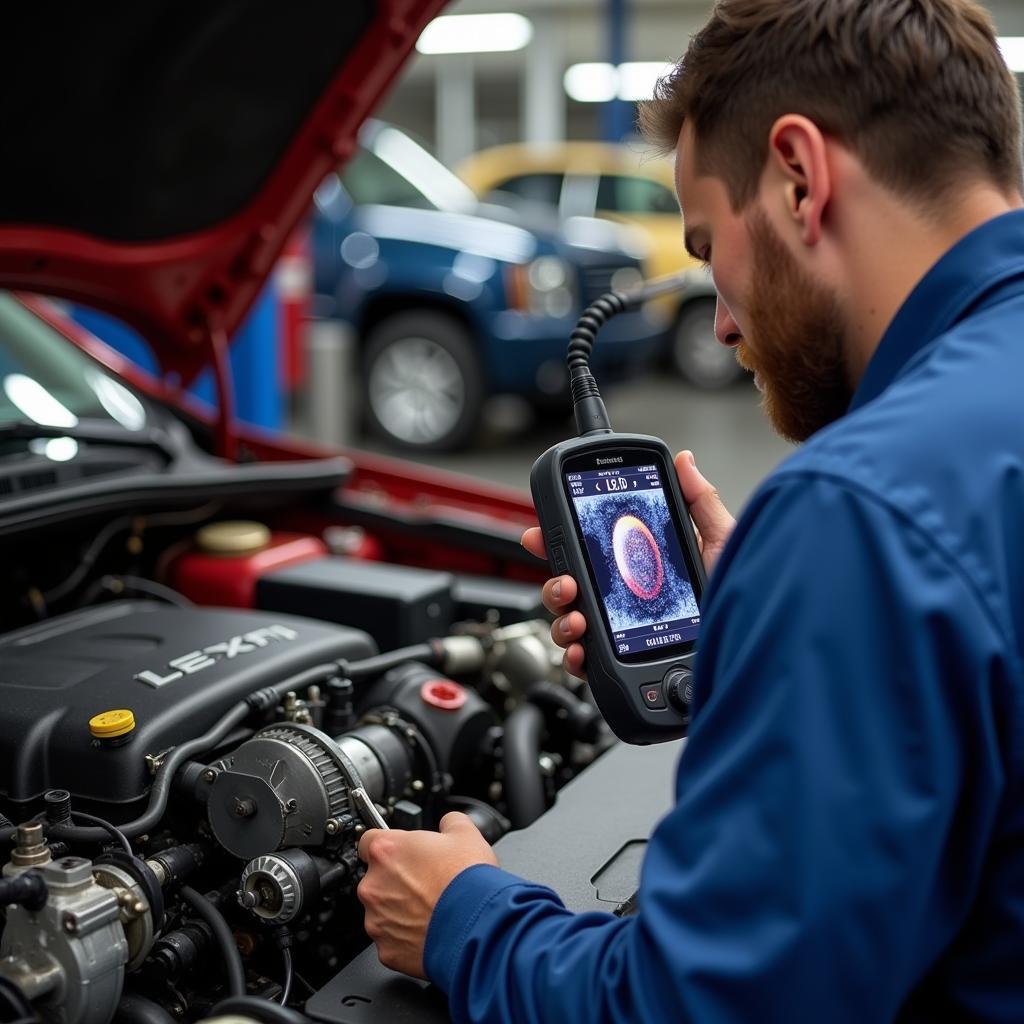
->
[420,679,467,712]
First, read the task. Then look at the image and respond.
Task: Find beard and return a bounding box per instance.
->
[737,211,852,443]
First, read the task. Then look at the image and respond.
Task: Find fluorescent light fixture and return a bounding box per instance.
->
[998,37,1024,73]
[564,63,618,104]
[564,62,674,103]
[617,62,675,101]
[417,14,533,55]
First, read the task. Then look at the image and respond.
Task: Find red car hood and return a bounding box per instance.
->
[0,0,446,382]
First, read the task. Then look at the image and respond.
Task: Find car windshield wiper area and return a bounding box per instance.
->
[0,419,178,460]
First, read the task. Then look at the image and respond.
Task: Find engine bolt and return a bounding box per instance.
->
[411,780,425,793]
[237,889,259,910]
[232,798,256,819]
[203,768,217,783]
[325,818,340,835]
[285,799,298,813]
[62,913,78,935]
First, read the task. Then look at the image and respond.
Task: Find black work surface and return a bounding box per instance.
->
[306,738,684,1024]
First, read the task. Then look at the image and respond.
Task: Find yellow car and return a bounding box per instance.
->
[458,142,744,389]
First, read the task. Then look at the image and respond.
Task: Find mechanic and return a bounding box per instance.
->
[357,1,1024,1019]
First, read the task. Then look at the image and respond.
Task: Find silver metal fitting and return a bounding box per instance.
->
[10,823,51,868]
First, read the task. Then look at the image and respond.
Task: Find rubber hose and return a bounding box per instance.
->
[527,682,603,744]
[502,704,548,829]
[179,886,245,999]
[114,993,177,1024]
[30,701,251,845]
[346,642,440,680]
[0,873,47,912]
[208,997,312,1024]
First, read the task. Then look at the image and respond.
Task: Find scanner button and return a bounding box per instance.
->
[663,667,694,716]
[551,545,568,573]
[639,683,666,710]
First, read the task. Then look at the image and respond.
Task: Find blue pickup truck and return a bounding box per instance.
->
[311,121,665,451]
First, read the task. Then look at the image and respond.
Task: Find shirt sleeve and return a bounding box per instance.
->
[424,474,1013,1024]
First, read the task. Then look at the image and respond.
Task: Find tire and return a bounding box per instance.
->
[362,311,485,452]
[671,298,745,390]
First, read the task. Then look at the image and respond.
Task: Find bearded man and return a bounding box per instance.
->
[357,2,1024,1020]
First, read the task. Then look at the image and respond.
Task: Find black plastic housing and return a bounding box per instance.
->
[0,601,375,810]
[257,557,454,652]
[530,434,706,743]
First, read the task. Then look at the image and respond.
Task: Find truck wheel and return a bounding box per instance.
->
[362,311,484,451]
[671,298,745,390]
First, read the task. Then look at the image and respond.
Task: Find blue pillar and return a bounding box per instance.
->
[71,281,283,432]
[601,0,632,142]
[191,284,283,431]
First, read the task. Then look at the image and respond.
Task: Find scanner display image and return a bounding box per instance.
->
[567,464,700,657]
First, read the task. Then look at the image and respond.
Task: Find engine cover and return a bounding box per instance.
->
[0,601,376,809]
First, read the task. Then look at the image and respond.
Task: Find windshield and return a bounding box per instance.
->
[340,124,478,215]
[0,293,149,432]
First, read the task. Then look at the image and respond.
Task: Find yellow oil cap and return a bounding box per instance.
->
[196,521,271,556]
[89,709,136,739]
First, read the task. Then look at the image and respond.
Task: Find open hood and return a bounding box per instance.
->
[0,1,446,382]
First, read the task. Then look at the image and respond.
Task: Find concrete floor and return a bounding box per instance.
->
[361,376,795,517]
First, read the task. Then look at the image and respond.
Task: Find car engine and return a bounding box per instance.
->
[0,523,609,1024]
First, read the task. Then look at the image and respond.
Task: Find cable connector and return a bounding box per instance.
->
[570,365,612,436]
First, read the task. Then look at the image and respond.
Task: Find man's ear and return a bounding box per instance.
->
[766,115,831,246]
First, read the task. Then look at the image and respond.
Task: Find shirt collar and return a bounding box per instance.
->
[849,208,1024,413]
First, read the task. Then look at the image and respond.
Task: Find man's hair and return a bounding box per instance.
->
[639,0,1023,210]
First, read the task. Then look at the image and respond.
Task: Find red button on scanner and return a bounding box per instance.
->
[640,683,667,710]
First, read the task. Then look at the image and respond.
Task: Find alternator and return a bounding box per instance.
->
[207,722,411,860]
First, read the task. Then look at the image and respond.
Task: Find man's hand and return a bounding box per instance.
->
[357,813,497,979]
[522,450,735,676]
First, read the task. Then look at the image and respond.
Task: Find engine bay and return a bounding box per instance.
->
[0,508,636,1024]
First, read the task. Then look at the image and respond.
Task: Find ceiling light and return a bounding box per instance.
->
[564,62,674,103]
[417,14,533,55]
[564,63,618,103]
[998,37,1024,73]
[617,62,674,101]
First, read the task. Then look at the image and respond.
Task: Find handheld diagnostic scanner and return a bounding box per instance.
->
[530,275,707,743]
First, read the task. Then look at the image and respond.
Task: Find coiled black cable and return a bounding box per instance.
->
[564,272,692,437]
[567,292,629,374]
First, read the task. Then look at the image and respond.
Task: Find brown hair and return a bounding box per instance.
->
[639,0,1023,210]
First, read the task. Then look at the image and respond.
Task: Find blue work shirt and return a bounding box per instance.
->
[424,210,1024,1022]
